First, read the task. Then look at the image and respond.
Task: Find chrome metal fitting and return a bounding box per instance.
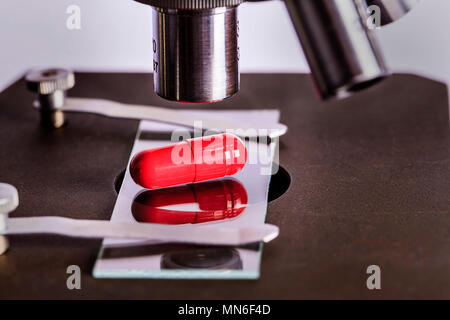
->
[136,0,243,103]
[26,68,75,128]
[0,183,19,255]
[284,0,390,100]
[365,0,420,26]
[137,0,244,9]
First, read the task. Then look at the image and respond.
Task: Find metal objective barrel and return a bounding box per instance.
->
[284,0,390,99]
[138,0,243,103]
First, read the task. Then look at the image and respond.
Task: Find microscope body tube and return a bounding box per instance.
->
[284,0,389,100]
[152,6,240,103]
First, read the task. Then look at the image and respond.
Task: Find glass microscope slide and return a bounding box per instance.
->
[93,109,280,279]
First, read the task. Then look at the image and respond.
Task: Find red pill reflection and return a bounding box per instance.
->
[132,179,248,225]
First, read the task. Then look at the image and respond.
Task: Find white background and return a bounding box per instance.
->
[0,0,449,92]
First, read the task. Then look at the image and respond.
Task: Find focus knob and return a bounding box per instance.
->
[26,68,75,95]
[0,183,19,217]
[0,183,19,255]
[25,68,75,128]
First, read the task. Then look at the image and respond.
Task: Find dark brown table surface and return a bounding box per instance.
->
[0,73,449,299]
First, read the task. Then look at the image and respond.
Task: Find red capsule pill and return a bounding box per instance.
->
[130,133,247,189]
[132,179,248,225]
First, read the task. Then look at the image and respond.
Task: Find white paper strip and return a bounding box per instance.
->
[3,217,278,246]
[63,98,288,139]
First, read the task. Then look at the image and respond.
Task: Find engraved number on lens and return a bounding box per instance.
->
[152,39,158,73]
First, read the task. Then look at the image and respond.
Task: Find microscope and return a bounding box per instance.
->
[24,0,420,130]
[5,0,450,292]
[135,0,419,103]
